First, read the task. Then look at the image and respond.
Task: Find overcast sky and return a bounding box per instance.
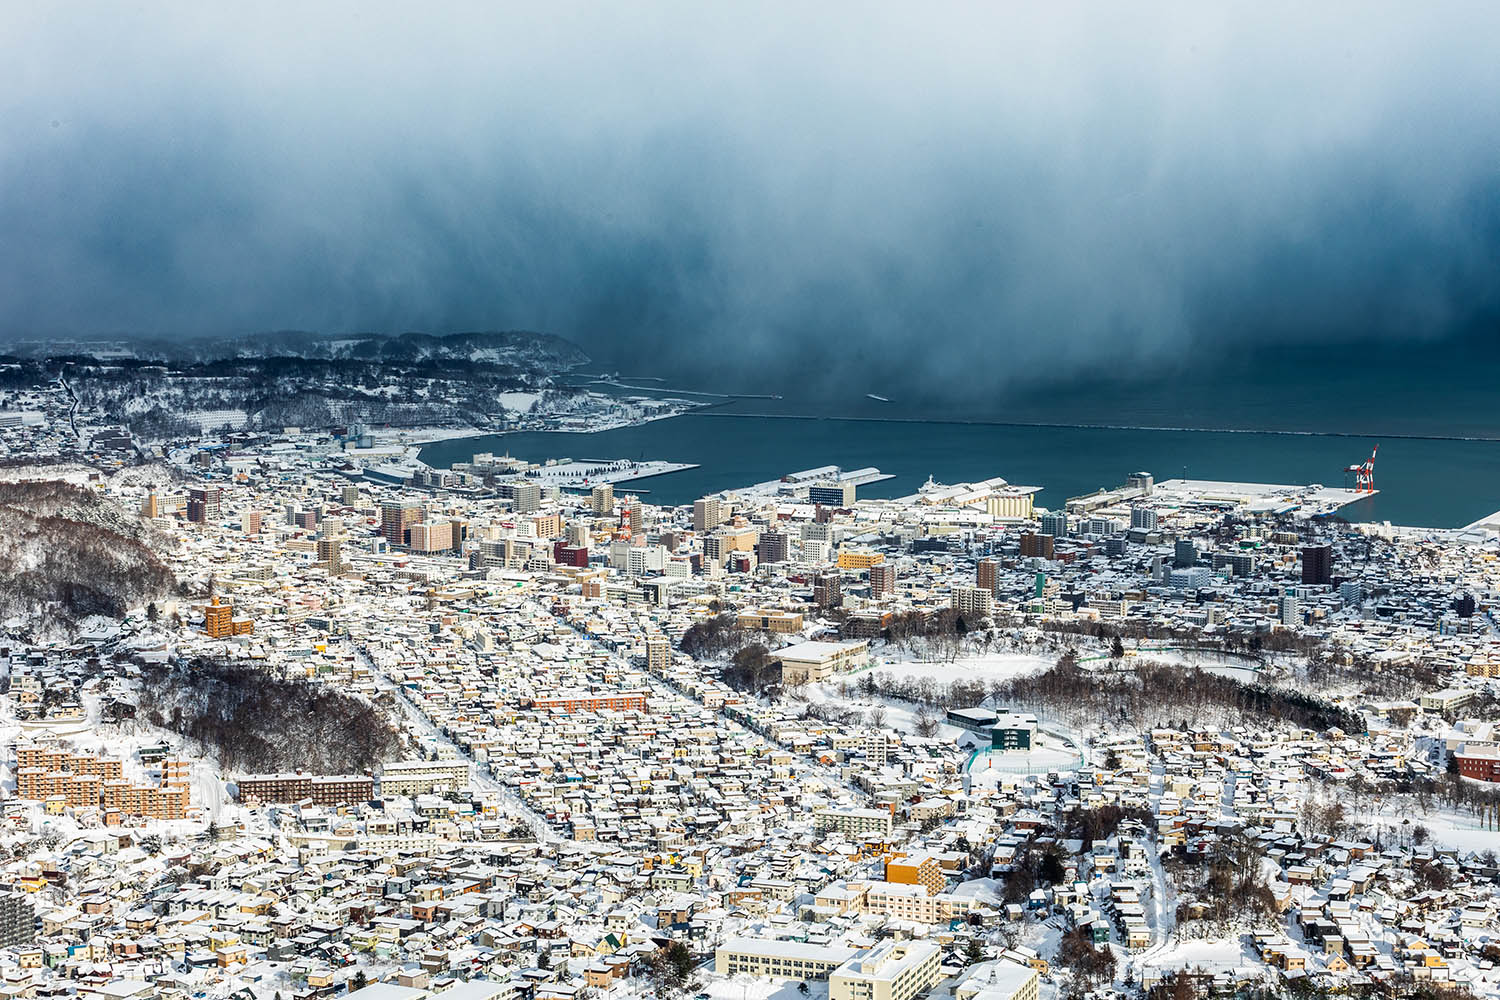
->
[2,2,1497,388]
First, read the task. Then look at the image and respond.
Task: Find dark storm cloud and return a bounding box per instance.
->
[1,2,1498,391]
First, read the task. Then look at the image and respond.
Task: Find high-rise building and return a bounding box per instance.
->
[0,892,34,948]
[645,635,671,674]
[1019,533,1055,559]
[317,537,342,574]
[141,492,160,519]
[566,520,590,547]
[1040,512,1068,538]
[1130,506,1158,531]
[952,585,994,619]
[813,570,842,608]
[808,481,856,507]
[802,521,834,544]
[1301,545,1333,585]
[341,485,361,507]
[501,480,541,514]
[869,563,896,597]
[201,597,253,638]
[702,535,726,567]
[590,483,614,516]
[1174,539,1197,568]
[758,530,789,564]
[621,498,644,536]
[409,521,457,552]
[693,497,724,534]
[243,511,262,535]
[187,486,222,524]
[1278,591,1300,626]
[976,558,1000,594]
[381,503,424,546]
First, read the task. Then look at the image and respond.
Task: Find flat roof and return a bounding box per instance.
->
[720,937,857,962]
[777,639,866,662]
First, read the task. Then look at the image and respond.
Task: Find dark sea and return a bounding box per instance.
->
[419,335,1500,528]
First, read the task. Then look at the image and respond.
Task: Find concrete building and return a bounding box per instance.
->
[829,941,942,1000]
[736,609,805,634]
[1019,533,1054,560]
[955,963,1040,1000]
[236,773,373,806]
[0,892,34,949]
[815,806,893,838]
[201,597,254,638]
[715,938,857,980]
[645,635,670,675]
[952,586,994,620]
[777,639,869,685]
[992,712,1037,751]
[813,570,843,608]
[809,481,856,507]
[1302,544,1333,585]
[758,530,789,564]
[378,760,472,796]
[885,852,945,895]
[693,497,724,534]
[977,558,1000,594]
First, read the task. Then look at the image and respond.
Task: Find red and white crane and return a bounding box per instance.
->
[1345,444,1378,493]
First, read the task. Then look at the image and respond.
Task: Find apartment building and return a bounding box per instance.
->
[830,941,942,1000]
[202,597,254,638]
[379,760,472,796]
[530,690,649,714]
[815,806,893,838]
[885,852,945,895]
[864,882,972,924]
[236,773,375,806]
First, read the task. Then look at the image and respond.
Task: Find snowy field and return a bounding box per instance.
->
[1139,937,1262,976]
[699,977,829,1000]
[496,391,540,413]
[856,650,1057,686]
[967,736,1085,780]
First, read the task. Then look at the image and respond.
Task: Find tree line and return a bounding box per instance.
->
[138,657,403,774]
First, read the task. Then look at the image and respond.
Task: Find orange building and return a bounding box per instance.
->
[837,549,885,570]
[885,852,946,896]
[531,691,649,714]
[15,743,189,818]
[202,597,254,638]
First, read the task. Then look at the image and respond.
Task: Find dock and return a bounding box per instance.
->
[1152,479,1376,517]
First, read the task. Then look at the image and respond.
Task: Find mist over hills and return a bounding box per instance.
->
[0,330,589,373]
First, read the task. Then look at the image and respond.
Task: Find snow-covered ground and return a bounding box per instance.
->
[496,391,540,413]
[699,976,828,1000]
[856,649,1057,686]
[1139,936,1262,975]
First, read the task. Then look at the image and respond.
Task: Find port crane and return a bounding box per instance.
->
[1344,444,1378,493]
